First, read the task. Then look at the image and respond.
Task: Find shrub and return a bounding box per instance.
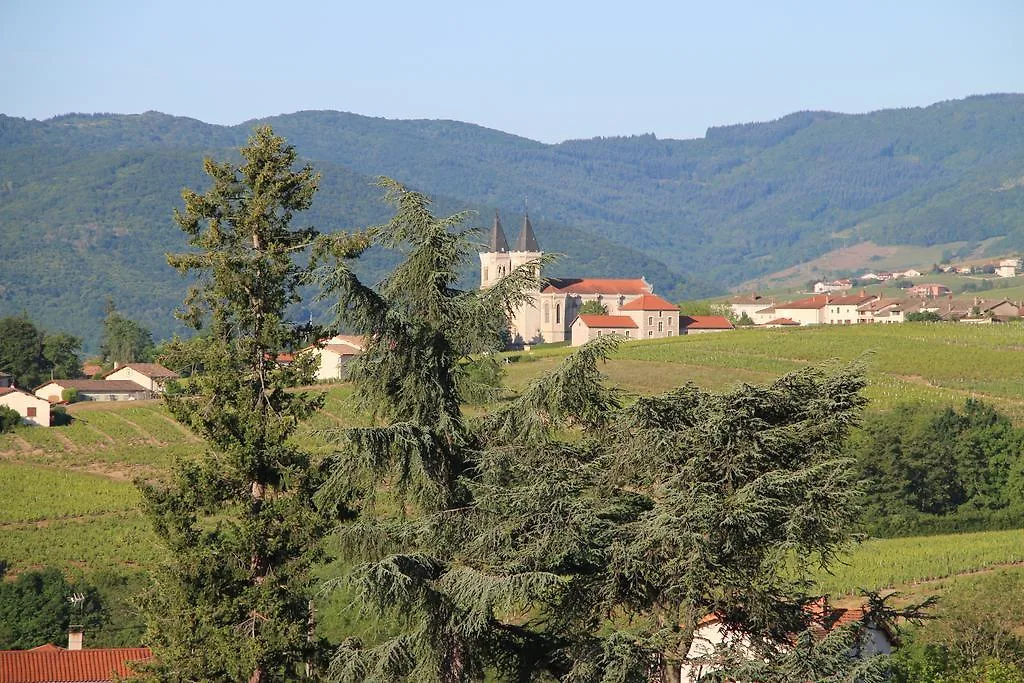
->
[0,406,20,433]
[50,406,72,427]
[61,387,79,403]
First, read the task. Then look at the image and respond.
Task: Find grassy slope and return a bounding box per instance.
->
[3,324,1024,640]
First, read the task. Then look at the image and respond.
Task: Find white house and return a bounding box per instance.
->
[0,386,51,426]
[307,335,365,381]
[104,363,179,393]
[823,293,876,325]
[997,258,1020,278]
[728,294,774,322]
[773,295,829,326]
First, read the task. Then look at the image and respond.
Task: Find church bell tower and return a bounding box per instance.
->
[480,212,512,288]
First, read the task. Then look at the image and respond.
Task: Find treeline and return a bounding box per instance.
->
[850,399,1024,536]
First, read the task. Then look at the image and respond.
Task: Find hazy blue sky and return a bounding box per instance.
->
[3,0,1022,143]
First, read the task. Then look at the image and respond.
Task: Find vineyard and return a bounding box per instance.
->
[2,323,1024,640]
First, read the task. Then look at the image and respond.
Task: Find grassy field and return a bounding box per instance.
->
[2,323,1024,644]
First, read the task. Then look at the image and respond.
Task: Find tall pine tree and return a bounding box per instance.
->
[140,127,326,682]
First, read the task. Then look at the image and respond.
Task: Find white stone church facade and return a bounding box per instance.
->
[479,213,680,345]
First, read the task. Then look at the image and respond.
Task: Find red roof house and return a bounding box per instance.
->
[571,314,638,346]
[0,644,152,682]
[680,315,735,334]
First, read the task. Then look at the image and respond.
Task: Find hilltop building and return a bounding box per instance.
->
[479,213,680,345]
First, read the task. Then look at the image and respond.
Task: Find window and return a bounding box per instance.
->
[668,317,673,326]
[555,304,561,324]
[624,331,630,339]
[667,331,673,337]
[648,316,653,325]
[648,331,654,337]
[659,310,663,317]
[544,303,550,323]
[658,321,664,332]
[484,267,489,281]
[27,407,36,417]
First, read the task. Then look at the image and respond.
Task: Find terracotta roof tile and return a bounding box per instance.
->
[777,294,830,310]
[619,293,678,311]
[0,646,152,682]
[541,278,651,295]
[764,317,800,326]
[576,315,638,329]
[34,380,148,393]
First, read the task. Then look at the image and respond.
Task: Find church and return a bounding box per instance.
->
[479,213,682,345]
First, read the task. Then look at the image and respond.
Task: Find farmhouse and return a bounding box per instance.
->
[773,294,830,326]
[34,379,150,403]
[104,362,179,393]
[306,335,365,381]
[680,604,895,682]
[571,314,637,346]
[910,283,951,298]
[0,386,51,426]
[823,293,877,325]
[727,294,774,322]
[480,213,665,344]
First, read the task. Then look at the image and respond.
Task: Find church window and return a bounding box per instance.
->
[544,303,550,323]
[555,304,561,324]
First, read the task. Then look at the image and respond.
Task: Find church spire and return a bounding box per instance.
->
[516,213,540,252]
[489,211,509,253]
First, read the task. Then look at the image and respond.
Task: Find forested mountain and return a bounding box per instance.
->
[2,94,1023,347]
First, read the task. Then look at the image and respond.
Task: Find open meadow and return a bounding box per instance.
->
[3,322,1024,643]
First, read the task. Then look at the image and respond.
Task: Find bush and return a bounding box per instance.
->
[0,406,20,433]
[50,406,72,427]
[61,387,79,403]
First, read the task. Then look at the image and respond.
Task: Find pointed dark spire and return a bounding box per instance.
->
[516,213,540,252]
[489,211,509,253]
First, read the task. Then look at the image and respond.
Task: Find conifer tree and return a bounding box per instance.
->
[140,127,326,682]
[316,180,887,682]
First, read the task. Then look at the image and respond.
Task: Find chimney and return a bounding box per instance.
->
[68,626,83,651]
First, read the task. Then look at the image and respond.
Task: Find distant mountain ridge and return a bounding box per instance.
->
[2,94,1023,347]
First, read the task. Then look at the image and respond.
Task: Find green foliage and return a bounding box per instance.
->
[576,300,608,315]
[0,314,46,387]
[850,399,1024,535]
[906,310,943,322]
[49,405,71,426]
[0,567,103,650]
[99,301,154,365]
[139,127,328,681]
[0,405,20,432]
[43,332,83,379]
[61,387,79,403]
[315,181,876,681]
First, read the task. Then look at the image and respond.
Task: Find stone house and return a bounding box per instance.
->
[823,293,877,325]
[305,335,365,381]
[570,315,638,346]
[680,315,735,334]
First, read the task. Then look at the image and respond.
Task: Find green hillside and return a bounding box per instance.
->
[3,95,1024,346]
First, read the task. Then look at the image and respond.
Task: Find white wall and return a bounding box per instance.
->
[0,390,51,426]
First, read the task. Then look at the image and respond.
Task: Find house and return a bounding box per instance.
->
[773,295,830,326]
[813,279,852,294]
[480,213,656,344]
[910,283,951,298]
[680,315,735,334]
[0,644,152,682]
[996,259,1019,278]
[857,298,908,324]
[307,335,365,381]
[901,269,923,278]
[0,386,51,426]
[680,604,895,682]
[34,379,150,403]
[570,315,638,346]
[823,293,876,325]
[104,363,179,393]
[728,294,774,322]
[619,293,680,339]
[81,363,104,378]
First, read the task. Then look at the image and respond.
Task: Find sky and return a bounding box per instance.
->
[2,0,1022,144]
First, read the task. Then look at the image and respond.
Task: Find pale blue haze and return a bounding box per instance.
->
[2,0,1022,143]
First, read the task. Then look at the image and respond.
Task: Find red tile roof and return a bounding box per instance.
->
[0,645,152,682]
[541,278,651,295]
[681,315,734,330]
[0,386,16,397]
[103,363,178,380]
[764,317,800,326]
[828,294,876,306]
[619,293,678,311]
[576,314,638,329]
